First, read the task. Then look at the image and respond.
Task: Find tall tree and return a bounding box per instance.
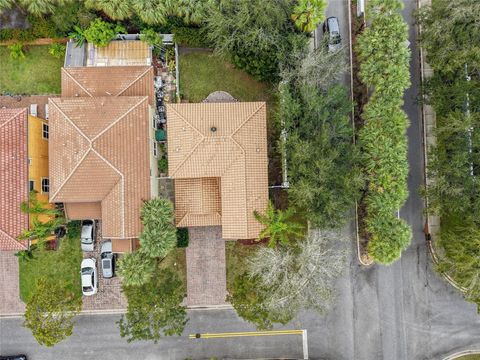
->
[247,230,347,321]
[254,201,305,248]
[117,250,155,287]
[291,0,326,33]
[85,0,132,20]
[118,269,188,343]
[139,198,177,259]
[24,278,81,347]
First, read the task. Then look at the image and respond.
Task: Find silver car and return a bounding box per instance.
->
[323,17,342,52]
[81,258,98,296]
[100,240,114,278]
[81,220,95,252]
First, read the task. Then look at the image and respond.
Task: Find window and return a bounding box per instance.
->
[42,123,49,139]
[28,158,32,166]
[152,141,158,158]
[29,180,35,192]
[41,178,49,193]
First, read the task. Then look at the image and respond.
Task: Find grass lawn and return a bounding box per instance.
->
[19,222,83,303]
[159,247,187,289]
[225,241,260,293]
[179,51,274,103]
[455,355,480,360]
[0,45,63,95]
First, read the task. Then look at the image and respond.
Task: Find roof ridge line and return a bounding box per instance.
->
[91,97,148,142]
[0,108,26,129]
[62,68,94,97]
[116,66,152,97]
[168,105,205,177]
[231,102,265,138]
[91,150,125,238]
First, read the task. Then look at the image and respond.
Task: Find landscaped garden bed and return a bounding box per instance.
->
[0,45,63,95]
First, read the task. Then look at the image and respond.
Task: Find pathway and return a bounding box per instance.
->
[0,251,25,315]
[185,226,227,307]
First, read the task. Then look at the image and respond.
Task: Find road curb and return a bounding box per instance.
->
[442,350,480,360]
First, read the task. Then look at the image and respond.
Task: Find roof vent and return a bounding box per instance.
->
[210,126,217,133]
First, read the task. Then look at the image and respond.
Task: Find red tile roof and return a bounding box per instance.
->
[0,108,28,251]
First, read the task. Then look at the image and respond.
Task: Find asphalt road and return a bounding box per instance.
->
[2,1,480,360]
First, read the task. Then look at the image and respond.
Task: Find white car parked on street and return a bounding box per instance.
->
[81,258,98,296]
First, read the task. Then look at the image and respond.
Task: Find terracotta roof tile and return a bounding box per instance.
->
[167,102,268,239]
[61,66,154,105]
[49,96,151,239]
[0,108,28,251]
[64,202,102,220]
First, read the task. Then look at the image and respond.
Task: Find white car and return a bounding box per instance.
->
[81,220,95,252]
[81,258,98,296]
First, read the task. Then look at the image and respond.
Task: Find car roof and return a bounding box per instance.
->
[81,274,93,286]
[327,17,340,33]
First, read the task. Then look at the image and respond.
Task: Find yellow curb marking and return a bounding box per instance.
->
[189,329,304,339]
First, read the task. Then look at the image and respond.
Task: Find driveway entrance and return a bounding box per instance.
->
[186,226,227,307]
[0,251,25,315]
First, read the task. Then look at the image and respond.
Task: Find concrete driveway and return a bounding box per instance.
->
[0,251,25,315]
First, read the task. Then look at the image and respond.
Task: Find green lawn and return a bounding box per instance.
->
[179,51,273,103]
[455,355,480,360]
[225,241,259,293]
[159,247,187,289]
[0,45,63,95]
[19,222,83,303]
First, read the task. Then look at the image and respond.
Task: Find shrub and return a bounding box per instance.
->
[29,15,58,39]
[172,26,209,48]
[49,43,65,59]
[83,18,126,47]
[158,157,168,173]
[176,228,189,248]
[0,28,36,42]
[140,28,162,47]
[356,0,412,264]
[117,251,155,287]
[8,43,25,60]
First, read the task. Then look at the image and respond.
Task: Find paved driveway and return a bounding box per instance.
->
[81,222,126,311]
[0,251,25,315]
[186,226,227,307]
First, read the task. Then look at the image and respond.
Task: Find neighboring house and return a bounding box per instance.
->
[28,113,54,225]
[0,108,28,251]
[166,102,269,240]
[48,66,157,253]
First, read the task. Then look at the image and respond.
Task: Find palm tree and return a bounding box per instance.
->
[254,201,305,248]
[85,0,132,20]
[291,0,326,33]
[132,0,169,25]
[18,0,57,16]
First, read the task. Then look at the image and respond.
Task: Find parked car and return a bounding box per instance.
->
[323,17,342,52]
[100,240,114,278]
[0,356,27,360]
[81,258,98,296]
[81,220,95,252]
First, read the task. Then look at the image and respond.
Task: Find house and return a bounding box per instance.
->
[48,66,157,253]
[0,108,28,251]
[166,102,269,240]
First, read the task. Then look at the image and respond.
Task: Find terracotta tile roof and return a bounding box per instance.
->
[49,96,151,239]
[0,108,28,251]
[167,102,268,239]
[61,66,154,105]
[64,202,102,220]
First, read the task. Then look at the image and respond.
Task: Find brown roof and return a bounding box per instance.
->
[0,108,28,251]
[61,66,154,105]
[64,202,102,220]
[48,96,151,239]
[167,102,268,239]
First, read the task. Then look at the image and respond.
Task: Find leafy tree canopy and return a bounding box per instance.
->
[24,278,81,347]
[118,269,188,342]
[291,0,326,33]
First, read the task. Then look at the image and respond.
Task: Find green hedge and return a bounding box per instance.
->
[176,228,189,248]
[356,0,412,264]
[173,26,209,48]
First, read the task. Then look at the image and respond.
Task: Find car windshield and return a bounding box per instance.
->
[81,237,92,244]
[82,267,93,275]
[82,286,93,292]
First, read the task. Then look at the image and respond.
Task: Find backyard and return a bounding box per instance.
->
[0,45,63,95]
[19,222,83,303]
[179,50,274,103]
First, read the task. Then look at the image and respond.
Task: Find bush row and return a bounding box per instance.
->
[356,0,412,264]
